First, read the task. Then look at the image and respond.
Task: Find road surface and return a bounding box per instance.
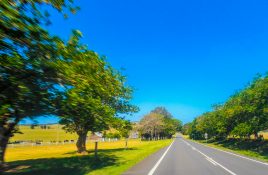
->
[124,137,268,175]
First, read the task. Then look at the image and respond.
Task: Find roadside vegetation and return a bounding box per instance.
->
[196,138,268,163]
[4,139,172,175]
[182,74,268,161]
[138,107,182,140]
[4,107,179,174]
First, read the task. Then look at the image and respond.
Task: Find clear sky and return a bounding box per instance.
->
[21,0,268,124]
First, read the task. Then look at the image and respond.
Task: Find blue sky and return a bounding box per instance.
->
[21,0,268,124]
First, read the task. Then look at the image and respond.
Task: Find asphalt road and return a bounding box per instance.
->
[124,137,268,175]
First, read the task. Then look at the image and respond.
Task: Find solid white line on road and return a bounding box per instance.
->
[206,157,217,166]
[182,140,237,175]
[147,140,175,175]
[194,140,268,167]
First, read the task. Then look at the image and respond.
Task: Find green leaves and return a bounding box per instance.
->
[0,0,137,156]
[187,74,268,140]
[231,123,252,138]
[55,32,138,136]
[0,0,79,165]
[138,107,182,139]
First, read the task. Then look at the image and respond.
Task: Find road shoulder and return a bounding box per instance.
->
[185,137,268,164]
[123,144,170,175]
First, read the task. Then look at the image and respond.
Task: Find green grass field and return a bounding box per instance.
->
[10,125,78,142]
[4,139,172,175]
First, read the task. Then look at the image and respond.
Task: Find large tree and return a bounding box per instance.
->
[150,107,182,138]
[55,33,138,153]
[139,107,182,140]
[138,113,165,140]
[0,0,77,168]
[187,74,268,140]
[162,118,182,138]
[151,107,173,119]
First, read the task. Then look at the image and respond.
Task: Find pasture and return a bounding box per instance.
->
[10,125,78,143]
[4,139,172,175]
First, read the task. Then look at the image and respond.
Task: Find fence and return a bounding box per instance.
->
[7,138,121,148]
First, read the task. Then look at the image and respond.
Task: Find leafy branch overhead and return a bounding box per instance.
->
[0,0,138,165]
[54,31,138,153]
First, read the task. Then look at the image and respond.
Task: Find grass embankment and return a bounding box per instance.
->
[4,139,172,175]
[10,125,78,142]
[184,136,268,163]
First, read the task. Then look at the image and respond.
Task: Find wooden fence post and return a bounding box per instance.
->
[125,139,128,149]
[94,141,98,159]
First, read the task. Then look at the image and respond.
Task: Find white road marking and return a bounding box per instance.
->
[182,140,237,175]
[206,157,217,166]
[194,140,268,166]
[209,157,218,165]
[147,140,175,175]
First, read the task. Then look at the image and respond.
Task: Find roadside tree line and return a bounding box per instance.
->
[0,0,138,169]
[138,107,182,140]
[182,74,268,140]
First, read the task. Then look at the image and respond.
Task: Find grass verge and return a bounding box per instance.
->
[184,136,268,163]
[4,139,172,175]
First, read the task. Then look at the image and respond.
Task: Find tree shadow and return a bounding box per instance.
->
[213,138,268,158]
[63,147,137,155]
[4,147,139,175]
[4,152,118,175]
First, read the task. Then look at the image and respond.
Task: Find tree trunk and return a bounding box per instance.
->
[76,131,88,154]
[0,112,20,171]
[94,141,98,159]
[125,138,128,149]
[0,135,8,171]
[254,132,258,140]
[153,127,156,140]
